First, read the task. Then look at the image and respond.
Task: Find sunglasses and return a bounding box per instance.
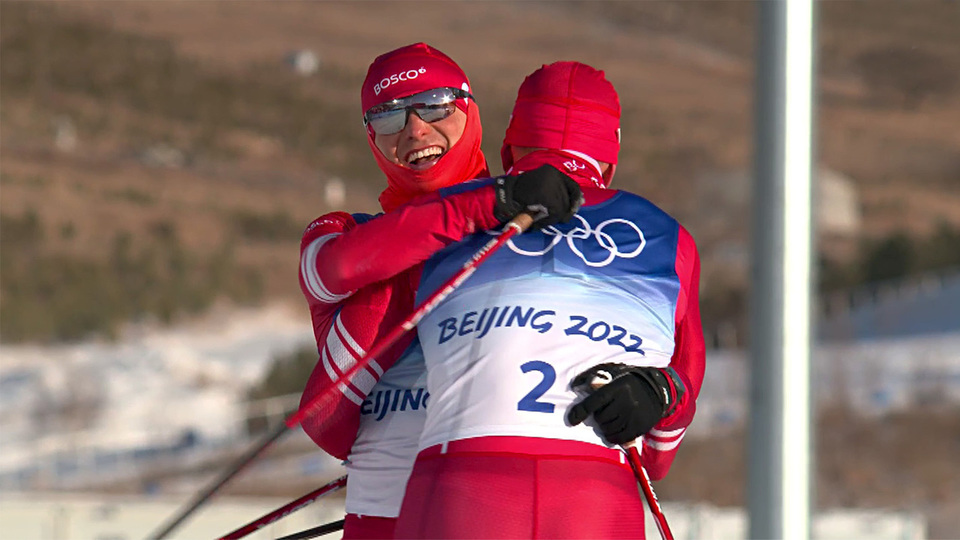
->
[363,87,473,135]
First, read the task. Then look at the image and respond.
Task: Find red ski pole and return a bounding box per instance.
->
[147,212,537,540]
[217,475,346,540]
[624,443,673,540]
[590,375,674,540]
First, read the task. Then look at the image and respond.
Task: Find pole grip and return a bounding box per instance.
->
[507,211,536,234]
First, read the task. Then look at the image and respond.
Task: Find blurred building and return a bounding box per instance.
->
[0,491,345,540]
[695,166,862,279]
[697,270,960,438]
[0,493,926,540]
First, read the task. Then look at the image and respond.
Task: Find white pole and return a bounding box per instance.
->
[749,0,815,539]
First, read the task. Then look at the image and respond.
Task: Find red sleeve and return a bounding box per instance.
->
[298,211,356,322]
[300,186,499,300]
[296,211,422,459]
[295,185,498,459]
[643,224,705,480]
[298,270,418,460]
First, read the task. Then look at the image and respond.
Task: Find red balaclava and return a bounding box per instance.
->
[501,61,621,186]
[361,43,489,212]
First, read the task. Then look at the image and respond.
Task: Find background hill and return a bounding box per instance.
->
[3,0,959,343]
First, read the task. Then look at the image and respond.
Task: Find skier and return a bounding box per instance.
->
[297,44,581,539]
[394,61,706,539]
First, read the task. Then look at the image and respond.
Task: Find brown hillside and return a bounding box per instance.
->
[3,0,959,337]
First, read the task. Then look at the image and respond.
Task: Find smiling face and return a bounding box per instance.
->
[373,108,467,171]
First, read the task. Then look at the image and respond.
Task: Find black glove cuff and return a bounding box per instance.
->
[630,367,685,419]
[493,175,523,223]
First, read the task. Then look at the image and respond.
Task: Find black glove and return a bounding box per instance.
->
[567,363,684,446]
[493,164,583,230]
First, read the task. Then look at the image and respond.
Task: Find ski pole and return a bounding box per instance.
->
[275,518,346,540]
[590,374,674,540]
[624,444,673,540]
[217,475,347,540]
[146,425,287,540]
[147,211,537,540]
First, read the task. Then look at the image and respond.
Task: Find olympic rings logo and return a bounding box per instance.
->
[500,214,646,267]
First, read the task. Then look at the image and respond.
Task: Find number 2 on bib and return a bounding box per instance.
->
[517,360,556,413]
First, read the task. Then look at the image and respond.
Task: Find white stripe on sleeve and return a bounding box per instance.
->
[648,426,685,439]
[320,346,363,406]
[334,314,383,376]
[644,430,686,452]
[326,327,378,396]
[301,234,354,303]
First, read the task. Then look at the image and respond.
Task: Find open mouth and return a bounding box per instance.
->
[405,146,445,169]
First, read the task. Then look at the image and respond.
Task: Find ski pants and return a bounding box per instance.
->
[343,513,397,539]
[394,436,646,539]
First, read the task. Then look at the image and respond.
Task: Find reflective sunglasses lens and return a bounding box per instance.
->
[366,103,456,135]
[364,88,469,134]
[413,103,456,123]
[366,109,406,134]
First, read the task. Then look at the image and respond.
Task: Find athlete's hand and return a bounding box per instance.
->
[493,165,583,230]
[567,363,684,446]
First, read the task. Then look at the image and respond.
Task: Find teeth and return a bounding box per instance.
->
[407,147,443,164]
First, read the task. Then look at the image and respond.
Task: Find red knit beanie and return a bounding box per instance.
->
[501,61,620,185]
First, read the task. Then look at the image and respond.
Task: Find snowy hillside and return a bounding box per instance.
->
[0,304,315,478]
